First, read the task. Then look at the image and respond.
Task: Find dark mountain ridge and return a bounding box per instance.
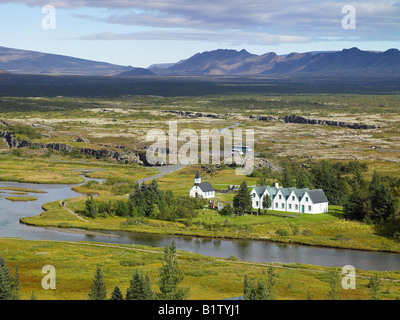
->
[156,47,400,76]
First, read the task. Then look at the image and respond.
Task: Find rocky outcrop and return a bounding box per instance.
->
[0,130,31,148]
[0,130,143,164]
[279,115,379,130]
[249,115,276,122]
[254,158,283,172]
[162,110,228,119]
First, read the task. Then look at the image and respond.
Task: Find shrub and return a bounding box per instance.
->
[276,229,290,237]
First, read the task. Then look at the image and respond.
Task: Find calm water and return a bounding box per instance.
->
[0,179,399,271]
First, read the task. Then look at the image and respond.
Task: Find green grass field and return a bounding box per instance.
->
[1,237,400,300]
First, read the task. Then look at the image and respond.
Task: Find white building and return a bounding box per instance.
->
[250,183,329,214]
[189,170,215,199]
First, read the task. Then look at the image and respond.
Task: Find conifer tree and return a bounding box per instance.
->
[233,181,252,214]
[110,286,123,300]
[368,273,382,300]
[157,242,189,300]
[126,269,154,300]
[88,265,107,300]
[327,267,341,300]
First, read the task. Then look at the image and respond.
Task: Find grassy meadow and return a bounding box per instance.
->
[1,237,400,300]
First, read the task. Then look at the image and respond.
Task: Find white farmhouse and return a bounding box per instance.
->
[189,170,215,199]
[250,183,328,214]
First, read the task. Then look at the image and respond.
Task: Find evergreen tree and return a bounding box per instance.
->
[30,291,37,300]
[126,269,154,300]
[110,286,124,300]
[11,265,21,300]
[368,273,382,300]
[85,196,99,219]
[243,274,256,300]
[369,172,396,224]
[312,161,349,205]
[262,195,272,214]
[296,169,313,189]
[281,167,294,188]
[243,266,276,300]
[157,242,189,300]
[88,265,107,300]
[343,181,371,221]
[265,266,276,300]
[233,181,252,214]
[0,256,18,301]
[327,267,341,300]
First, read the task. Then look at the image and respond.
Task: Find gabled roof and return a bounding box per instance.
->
[252,185,328,204]
[294,188,310,199]
[252,186,267,197]
[307,189,329,204]
[198,182,215,192]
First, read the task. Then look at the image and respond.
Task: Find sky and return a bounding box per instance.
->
[0,0,399,68]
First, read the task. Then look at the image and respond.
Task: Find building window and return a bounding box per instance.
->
[306,197,309,202]
[292,196,295,201]
[256,201,259,207]
[289,204,292,209]
[281,203,284,209]
[295,204,298,210]
[279,195,282,200]
[275,203,278,208]
[308,205,311,211]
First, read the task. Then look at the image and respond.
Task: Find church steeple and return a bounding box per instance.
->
[194,170,201,185]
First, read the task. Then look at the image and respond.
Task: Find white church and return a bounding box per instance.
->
[189,170,215,199]
[250,183,329,214]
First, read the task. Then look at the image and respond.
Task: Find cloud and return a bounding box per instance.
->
[76,30,311,45]
[2,0,400,43]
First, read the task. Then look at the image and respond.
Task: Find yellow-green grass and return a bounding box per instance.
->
[0,157,159,184]
[0,187,46,194]
[157,166,259,196]
[5,196,38,202]
[1,237,400,300]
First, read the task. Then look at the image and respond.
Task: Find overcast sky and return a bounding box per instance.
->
[0,0,399,67]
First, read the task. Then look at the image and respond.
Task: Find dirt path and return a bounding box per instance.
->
[59,201,91,223]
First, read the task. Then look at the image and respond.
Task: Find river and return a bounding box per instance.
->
[0,178,399,271]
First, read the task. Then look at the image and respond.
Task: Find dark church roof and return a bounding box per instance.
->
[198,182,215,192]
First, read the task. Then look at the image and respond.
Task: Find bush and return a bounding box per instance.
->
[220,204,234,216]
[276,229,290,237]
[302,229,313,236]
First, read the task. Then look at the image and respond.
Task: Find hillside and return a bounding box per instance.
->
[115,67,155,76]
[0,46,132,76]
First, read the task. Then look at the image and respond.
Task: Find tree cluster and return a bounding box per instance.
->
[88,243,189,301]
[344,171,399,236]
[84,180,205,221]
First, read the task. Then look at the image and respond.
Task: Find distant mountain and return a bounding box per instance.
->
[115,68,155,76]
[152,47,400,76]
[0,46,132,76]
[0,69,9,74]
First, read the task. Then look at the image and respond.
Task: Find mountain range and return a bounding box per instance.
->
[156,48,400,76]
[0,45,399,77]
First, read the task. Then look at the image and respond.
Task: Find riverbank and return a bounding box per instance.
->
[20,199,400,254]
[1,237,400,300]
